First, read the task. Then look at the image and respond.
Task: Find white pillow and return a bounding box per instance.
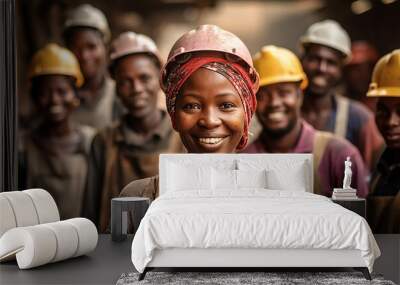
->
[266,167,307,191]
[212,168,237,190]
[167,163,212,191]
[237,169,267,189]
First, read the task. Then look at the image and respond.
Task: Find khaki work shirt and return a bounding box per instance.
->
[84,111,185,232]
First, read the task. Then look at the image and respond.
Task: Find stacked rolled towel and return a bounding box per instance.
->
[0,189,98,269]
[0,218,98,269]
[0,189,60,236]
[332,188,357,200]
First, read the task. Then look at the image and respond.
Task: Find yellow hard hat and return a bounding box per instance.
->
[367,49,400,97]
[253,45,308,90]
[29,43,84,87]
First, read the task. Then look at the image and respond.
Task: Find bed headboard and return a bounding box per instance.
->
[159,153,313,195]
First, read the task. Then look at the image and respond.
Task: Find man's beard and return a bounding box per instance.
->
[260,117,298,140]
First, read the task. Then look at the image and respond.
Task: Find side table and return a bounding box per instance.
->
[331,197,366,218]
[111,197,150,242]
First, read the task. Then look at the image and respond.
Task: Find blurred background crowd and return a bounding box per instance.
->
[14,0,400,233]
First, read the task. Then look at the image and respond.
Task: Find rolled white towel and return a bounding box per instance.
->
[24,189,60,224]
[0,196,17,237]
[0,225,57,267]
[42,221,79,263]
[0,189,60,238]
[0,218,98,269]
[0,191,39,228]
[65,218,98,257]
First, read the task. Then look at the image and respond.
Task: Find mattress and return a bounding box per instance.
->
[131,190,380,273]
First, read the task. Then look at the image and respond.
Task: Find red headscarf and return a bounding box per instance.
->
[164,57,257,150]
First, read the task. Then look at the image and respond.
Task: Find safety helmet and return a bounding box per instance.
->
[64,4,110,43]
[109,32,162,72]
[348,41,379,66]
[253,45,308,90]
[367,49,400,97]
[29,43,84,87]
[300,20,351,60]
[160,24,259,92]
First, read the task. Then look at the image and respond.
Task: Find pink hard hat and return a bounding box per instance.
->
[160,24,259,92]
[109,31,162,71]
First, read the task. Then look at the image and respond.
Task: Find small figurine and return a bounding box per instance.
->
[342,156,353,190]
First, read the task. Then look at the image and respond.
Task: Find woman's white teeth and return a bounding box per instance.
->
[198,137,223,144]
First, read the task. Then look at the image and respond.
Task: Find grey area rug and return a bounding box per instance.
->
[116,272,396,285]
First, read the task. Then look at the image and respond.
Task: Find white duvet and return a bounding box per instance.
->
[131,190,380,273]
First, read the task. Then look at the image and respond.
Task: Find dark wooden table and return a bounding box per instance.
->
[331,198,366,218]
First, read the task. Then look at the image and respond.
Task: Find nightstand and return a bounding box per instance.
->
[331,198,366,218]
[111,197,150,242]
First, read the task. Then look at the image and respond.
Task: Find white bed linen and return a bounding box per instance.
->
[131,190,380,273]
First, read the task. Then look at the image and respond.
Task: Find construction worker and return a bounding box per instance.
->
[344,41,379,112]
[366,49,400,233]
[244,45,368,197]
[84,32,185,232]
[18,44,95,219]
[300,20,384,172]
[119,24,259,205]
[63,4,123,130]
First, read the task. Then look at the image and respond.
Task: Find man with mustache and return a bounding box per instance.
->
[84,32,184,232]
[366,50,400,233]
[300,20,383,172]
[63,4,123,130]
[244,45,368,197]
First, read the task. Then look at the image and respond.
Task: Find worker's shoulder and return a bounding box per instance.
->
[120,175,159,197]
[347,98,374,122]
[324,131,360,156]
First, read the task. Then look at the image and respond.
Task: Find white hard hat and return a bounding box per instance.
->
[300,20,351,59]
[64,4,111,43]
[109,32,162,67]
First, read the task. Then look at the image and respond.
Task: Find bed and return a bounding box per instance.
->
[131,154,380,280]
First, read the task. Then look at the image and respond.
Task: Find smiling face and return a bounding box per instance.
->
[256,82,302,138]
[66,28,107,81]
[302,44,344,96]
[174,68,245,153]
[376,98,400,149]
[114,54,160,119]
[32,75,78,124]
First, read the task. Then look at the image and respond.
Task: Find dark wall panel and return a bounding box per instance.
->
[0,0,17,192]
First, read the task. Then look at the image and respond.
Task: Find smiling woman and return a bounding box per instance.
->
[161,25,259,152]
[118,25,259,225]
